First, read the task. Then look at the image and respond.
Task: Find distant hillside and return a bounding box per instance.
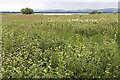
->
[0,8,118,13]
[34,8,118,13]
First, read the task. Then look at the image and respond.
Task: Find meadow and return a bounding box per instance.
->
[1,14,119,78]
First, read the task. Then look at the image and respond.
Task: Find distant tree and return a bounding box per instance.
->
[21,8,34,14]
[113,12,117,14]
[89,10,98,14]
[98,12,102,14]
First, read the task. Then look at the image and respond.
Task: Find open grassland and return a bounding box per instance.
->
[2,14,118,78]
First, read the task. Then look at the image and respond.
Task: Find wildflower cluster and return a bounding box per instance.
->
[69,18,98,24]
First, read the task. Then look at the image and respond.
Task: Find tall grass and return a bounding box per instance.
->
[2,14,118,78]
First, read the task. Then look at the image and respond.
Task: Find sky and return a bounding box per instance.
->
[0,0,119,11]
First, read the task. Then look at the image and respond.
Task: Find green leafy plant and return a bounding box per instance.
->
[21,7,34,14]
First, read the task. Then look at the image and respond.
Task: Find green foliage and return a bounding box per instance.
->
[2,14,118,78]
[98,12,102,14]
[113,12,117,14]
[89,10,98,14]
[21,8,34,14]
[89,10,103,14]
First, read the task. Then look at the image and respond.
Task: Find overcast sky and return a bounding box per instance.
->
[0,0,119,11]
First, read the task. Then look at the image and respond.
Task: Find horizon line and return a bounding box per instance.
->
[0,7,118,12]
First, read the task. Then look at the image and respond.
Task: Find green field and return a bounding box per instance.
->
[1,14,119,78]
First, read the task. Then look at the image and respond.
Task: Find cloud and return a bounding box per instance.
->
[0,0,118,11]
[41,2,118,9]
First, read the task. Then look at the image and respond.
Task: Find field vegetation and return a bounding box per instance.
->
[1,14,118,78]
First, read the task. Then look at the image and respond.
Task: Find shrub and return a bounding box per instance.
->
[89,10,103,14]
[89,10,98,14]
[21,7,34,14]
[98,11,102,14]
[113,12,117,14]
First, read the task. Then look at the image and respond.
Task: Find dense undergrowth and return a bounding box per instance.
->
[2,14,119,78]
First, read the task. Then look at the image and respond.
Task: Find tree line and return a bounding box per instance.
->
[21,8,117,14]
